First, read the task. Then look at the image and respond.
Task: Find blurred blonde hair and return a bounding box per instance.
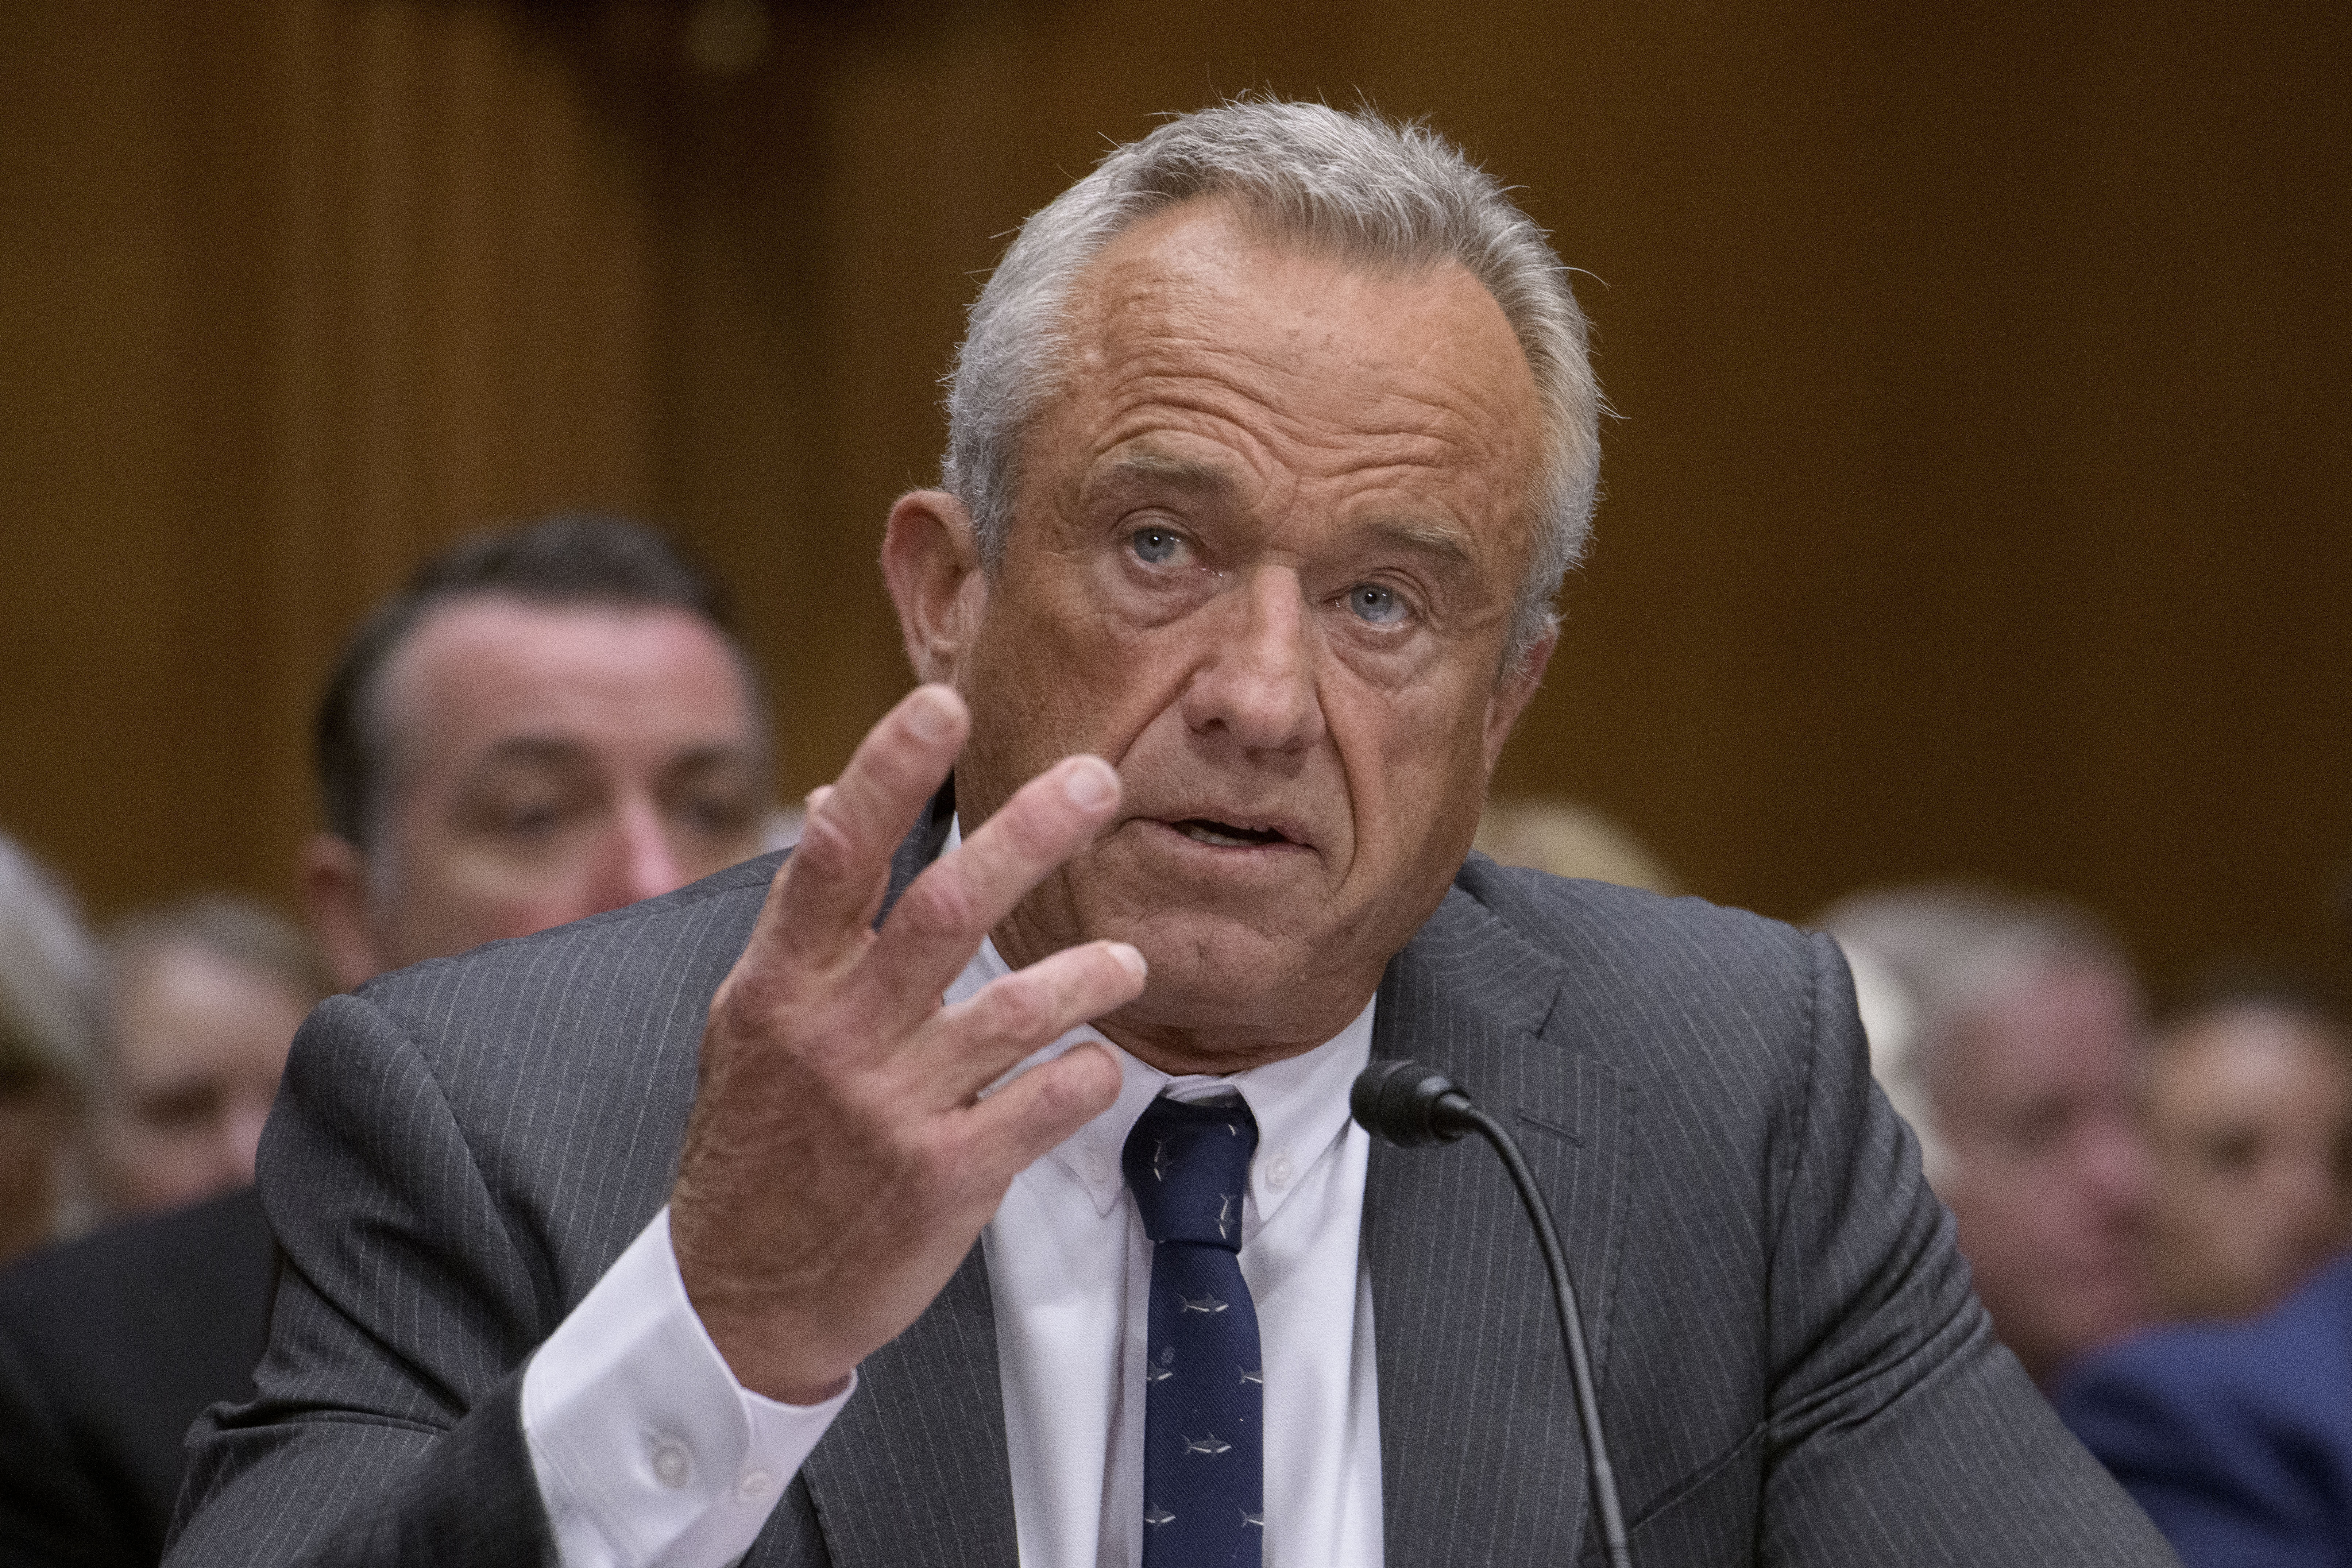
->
[0,831,101,1248]
[0,833,100,1096]
[1473,798,1679,895]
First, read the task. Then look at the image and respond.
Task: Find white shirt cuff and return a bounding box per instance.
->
[521,1206,855,1568]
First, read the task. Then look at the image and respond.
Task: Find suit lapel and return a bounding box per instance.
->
[754,804,1636,1566]
[1365,879,1638,1567]
[764,782,1020,1568]
[794,1241,1020,1568]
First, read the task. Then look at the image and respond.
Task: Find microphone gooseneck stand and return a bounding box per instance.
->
[1350,1059,1634,1568]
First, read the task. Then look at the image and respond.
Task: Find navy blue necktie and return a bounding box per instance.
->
[1123,1093,1265,1568]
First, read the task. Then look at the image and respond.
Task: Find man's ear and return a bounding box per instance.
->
[298,832,386,993]
[881,490,989,685]
[1482,627,1558,773]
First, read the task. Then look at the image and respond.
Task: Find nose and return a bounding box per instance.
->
[1178,567,1325,754]
[604,794,687,908]
[2082,1111,2154,1228]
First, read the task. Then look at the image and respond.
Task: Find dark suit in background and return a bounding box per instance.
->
[163,809,2175,1566]
[2058,1254,2352,1567]
[0,1187,275,1567]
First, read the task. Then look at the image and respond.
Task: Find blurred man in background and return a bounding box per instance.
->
[300,514,772,989]
[2056,908,2352,1566]
[0,833,101,1264]
[91,898,327,1217]
[0,514,774,1568]
[1821,884,2155,1386]
[2143,980,2352,1322]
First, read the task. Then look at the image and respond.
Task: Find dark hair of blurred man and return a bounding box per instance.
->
[1822,884,2155,1387]
[2144,978,2352,1322]
[0,515,771,1568]
[301,513,771,988]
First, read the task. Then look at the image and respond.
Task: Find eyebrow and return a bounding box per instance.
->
[1096,450,1243,499]
[1356,515,1478,572]
[1096,448,1481,573]
[463,737,595,775]
[455,737,756,786]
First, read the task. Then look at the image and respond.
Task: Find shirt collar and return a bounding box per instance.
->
[939,819,1376,1225]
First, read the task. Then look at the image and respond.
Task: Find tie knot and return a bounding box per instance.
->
[1121,1093,1259,1250]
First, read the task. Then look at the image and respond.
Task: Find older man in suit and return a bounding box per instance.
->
[168,102,2174,1567]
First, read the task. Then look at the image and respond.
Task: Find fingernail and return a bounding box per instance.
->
[804,785,833,815]
[1062,756,1118,810]
[904,686,958,742]
[1107,942,1147,983]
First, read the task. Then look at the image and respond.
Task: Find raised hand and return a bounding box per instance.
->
[669,683,1143,1404]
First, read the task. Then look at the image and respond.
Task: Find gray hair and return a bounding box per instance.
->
[943,100,1602,667]
[1818,883,2135,1187]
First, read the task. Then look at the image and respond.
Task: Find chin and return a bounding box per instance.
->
[1125,908,1299,990]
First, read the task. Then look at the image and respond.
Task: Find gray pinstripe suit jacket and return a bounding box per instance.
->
[168,803,2176,1566]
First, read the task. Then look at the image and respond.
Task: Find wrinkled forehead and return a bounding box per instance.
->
[1030,201,1546,533]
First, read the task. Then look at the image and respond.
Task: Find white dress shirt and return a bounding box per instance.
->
[522,859,1385,1568]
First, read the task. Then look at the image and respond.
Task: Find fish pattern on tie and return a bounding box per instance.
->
[1123,1093,1265,1568]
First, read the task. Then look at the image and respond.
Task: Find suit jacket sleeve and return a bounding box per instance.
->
[1755,932,2177,1565]
[166,991,556,1567]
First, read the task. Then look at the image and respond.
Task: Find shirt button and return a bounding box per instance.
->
[1267,1153,1293,1188]
[734,1468,775,1503]
[649,1438,692,1490]
[1083,1148,1112,1184]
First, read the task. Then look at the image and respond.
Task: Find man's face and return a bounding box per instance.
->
[2146,1005,2352,1319]
[310,598,767,986]
[1935,961,2153,1383]
[923,203,1552,1067]
[95,940,310,1213]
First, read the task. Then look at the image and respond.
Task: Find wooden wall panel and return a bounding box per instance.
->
[1,0,2345,1003]
[742,0,2351,994]
[1,0,665,917]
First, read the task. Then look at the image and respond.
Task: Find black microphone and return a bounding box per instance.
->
[1351,1059,1633,1568]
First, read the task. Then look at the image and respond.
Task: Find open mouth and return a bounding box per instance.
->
[1170,818,1293,849]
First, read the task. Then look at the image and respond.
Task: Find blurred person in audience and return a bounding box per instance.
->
[0,833,101,1263]
[1820,884,2155,1386]
[0,513,774,1568]
[2059,1223,2352,1565]
[90,897,327,1217]
[2143,979,2352,1322]
[1473,795,1680,894]
[2056,903,2352,1566]
[300,513,772,989]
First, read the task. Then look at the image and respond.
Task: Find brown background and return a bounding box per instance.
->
[3,0,2346,1001]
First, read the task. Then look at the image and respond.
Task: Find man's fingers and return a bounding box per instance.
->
[912,939,1147,1103]
[963,1041,1125,1189]
[759,685,968,967]
[862,754,1123,1017]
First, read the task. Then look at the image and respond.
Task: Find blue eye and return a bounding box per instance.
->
[1129,527,1182,565]
[1348,584,1407,624]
